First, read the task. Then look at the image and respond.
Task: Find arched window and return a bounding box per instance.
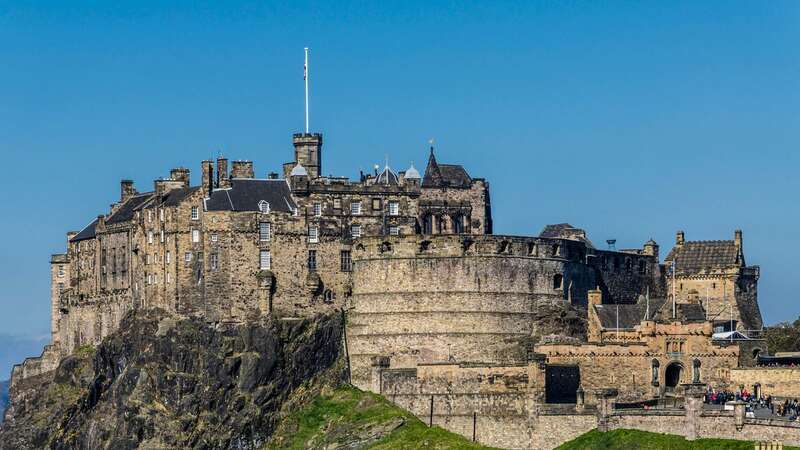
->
[693,359,701,383]
[323,289,334,304]
[553,274,563,290]
[452,215,464,234]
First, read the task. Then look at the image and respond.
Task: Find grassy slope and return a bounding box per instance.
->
[265,385,497,450]
[557,429,799,450]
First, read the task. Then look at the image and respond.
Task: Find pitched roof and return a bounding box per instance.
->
[594,297,706,329]
[422,150,472,188]
[106,193,154,225]
[205,179,296,212]
[539,223,595,248]
[664,240,742,272]
[70,218,99,242]
[162,186,200,207]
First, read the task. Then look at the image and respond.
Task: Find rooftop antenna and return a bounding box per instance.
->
[304,47,310,133]
[606,239,616,250]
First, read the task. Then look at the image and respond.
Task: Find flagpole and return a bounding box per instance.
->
[304,47,310,133]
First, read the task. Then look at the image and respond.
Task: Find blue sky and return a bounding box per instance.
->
[0,1,798,343]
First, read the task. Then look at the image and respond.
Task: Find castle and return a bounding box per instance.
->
[14,129,799,449]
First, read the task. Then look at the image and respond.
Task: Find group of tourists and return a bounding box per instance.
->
[703,386,799,420]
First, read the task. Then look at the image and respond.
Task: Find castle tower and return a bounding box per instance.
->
[293,133,322,179]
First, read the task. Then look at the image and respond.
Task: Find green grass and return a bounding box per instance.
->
[265,385,498,450]
[557,428,799,450]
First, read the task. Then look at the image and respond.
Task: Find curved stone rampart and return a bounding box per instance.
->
[348,234,591,389]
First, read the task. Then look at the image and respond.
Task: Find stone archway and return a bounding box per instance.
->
[665,362,683,390]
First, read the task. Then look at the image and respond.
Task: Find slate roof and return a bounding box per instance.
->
[539,223,595,248]
[106,193,154,225]
[70,218,99,242]
[540,223,576,238]
[162,186,201,207]
[594,297,706,329]
[206,179,296,212]
[664,240,742,272]
[422,150,472,188]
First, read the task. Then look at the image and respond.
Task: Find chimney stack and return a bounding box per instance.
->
[216,157,230,188]
[120,180,137,202]
[676,230,685,247]
[231,160,254,179]
[588,288,603,306]
[734,229,743,248]
[170,167,190,188]
[201,160,214,197]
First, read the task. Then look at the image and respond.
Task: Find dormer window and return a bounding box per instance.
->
[259,200,270,214]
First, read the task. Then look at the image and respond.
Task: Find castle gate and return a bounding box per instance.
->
[545,365,581,403]
[665,362,683,392]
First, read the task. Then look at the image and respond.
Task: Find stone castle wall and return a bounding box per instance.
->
[729,367,800,398]
[347,234,594,389]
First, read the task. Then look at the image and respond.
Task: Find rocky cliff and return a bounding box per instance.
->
[0,309,345,449]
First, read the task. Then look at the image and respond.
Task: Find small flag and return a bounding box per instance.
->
[304,62,307,80]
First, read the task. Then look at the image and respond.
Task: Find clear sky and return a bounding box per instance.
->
[1,1,798,342]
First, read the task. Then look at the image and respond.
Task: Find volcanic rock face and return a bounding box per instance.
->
[0,309,345,450]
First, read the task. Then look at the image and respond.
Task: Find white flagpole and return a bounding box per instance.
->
[304,47,310,133]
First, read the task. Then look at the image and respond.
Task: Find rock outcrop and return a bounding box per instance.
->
[0,309,345,449]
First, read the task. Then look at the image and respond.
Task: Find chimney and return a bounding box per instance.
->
[293,133,323,178]
[676,230,685,247]
[216,157,230,188]
[170,167,190,188]
[201,160,214,197]
[734,229,742,249]
[268,172,279,180]
[231,160,254,179]
[120,180,136,202]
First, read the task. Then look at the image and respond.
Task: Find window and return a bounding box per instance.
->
[323,289,334,303]
[553,274,563,290]
[333,198,342,209]
[308,250,317,272]
[259,222,271,242]
[351,200,362,215]
[160,230,165,243]
[210,253,219,271]
[308,226,319,243]
[166,251,171,264]
[191,206,199,220]
[148,210,153,222]
[146,254,151,265]
[651,359,660,385]
[184,252,192,262]
[192,229,200,243]
[258,200,270,214]
[340,250,352,272]
[166,273,171,284]
[57,282,64,296]
[350,224,362,238]
[388,201,399,216]
[372,198,382,210]
[147,273,152,285]
[389,225,399,236]
[452,215,464,234]
[148,231,154,244]
[160,209,165,222]
[211,233,218,242]
[259,250,271,270]
[312,202,322,217]
[57,265,65,277]
[423,215,433,234]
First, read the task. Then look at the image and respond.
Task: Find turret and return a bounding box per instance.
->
[293,133,322,179]
[643,239,659,259]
